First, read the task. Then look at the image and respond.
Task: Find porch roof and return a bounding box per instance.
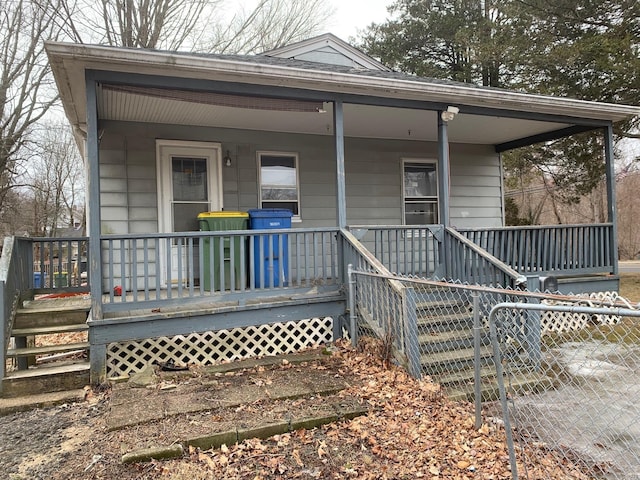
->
[46,40,639,148]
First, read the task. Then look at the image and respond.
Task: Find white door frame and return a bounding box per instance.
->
[156,139,223,286]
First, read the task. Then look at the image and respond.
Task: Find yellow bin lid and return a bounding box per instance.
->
[197,211,248,218]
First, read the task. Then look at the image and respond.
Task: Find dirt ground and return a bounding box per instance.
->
[0,340,596,480]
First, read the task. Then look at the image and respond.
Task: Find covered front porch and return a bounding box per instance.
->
[0,220,617,390]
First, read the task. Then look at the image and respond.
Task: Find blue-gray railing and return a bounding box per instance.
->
[101,228,340,313]
[30,236,90,291]
[458,224,615,275]
[442,227,525,288]
[0,237,33,390]
[347,224,524,288]
[348,225,443,278]
[340,229,419,375]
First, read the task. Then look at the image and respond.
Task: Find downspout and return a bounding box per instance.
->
[85,73,103,320]
[604,123,618,275]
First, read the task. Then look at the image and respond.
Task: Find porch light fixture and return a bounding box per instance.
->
[441,105,460,122]
[224,150,232,167]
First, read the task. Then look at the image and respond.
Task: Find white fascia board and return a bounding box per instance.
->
[46,42,640,124]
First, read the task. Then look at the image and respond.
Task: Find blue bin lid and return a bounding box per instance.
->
[247,209,293,218]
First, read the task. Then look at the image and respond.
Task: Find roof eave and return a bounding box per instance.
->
[45,41,640,125]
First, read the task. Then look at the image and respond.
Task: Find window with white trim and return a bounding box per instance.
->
[258,152,300,218]
[403,161,439,225]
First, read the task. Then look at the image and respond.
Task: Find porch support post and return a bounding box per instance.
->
[604,123,618,275]
[437,112,451,227]
[86,74,103,319]
[334,99,347,229]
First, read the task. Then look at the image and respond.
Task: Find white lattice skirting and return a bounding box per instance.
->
[107,317,334,377]
[541,291,634,334]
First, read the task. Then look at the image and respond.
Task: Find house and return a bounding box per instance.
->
[0,34,637,396]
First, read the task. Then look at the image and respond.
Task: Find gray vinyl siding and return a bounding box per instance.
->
[97,120,503,235]
[449,144,503,228]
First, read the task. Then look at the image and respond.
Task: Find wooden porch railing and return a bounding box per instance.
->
[347,225,525,288]
[0,237,34,391]
[101,228,340,313]
[347,225,443,278]
[30,236,90,291]
[442,228,525,288]
[457,224,615,275]
[339,229,419,374]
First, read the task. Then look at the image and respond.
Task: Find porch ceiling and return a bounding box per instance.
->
[98,87,571,145]
[46,41,639,148]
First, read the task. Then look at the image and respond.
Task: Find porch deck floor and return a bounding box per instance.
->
[22,285,343,322]
[24,294,91,311]
[102,285,344,321]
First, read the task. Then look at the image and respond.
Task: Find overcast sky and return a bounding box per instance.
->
[326,0,393,41]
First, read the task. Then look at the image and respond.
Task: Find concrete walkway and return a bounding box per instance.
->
[106,349,367,461]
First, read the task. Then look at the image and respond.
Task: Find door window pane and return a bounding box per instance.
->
[172,157,208,201]
[172,156,209,231]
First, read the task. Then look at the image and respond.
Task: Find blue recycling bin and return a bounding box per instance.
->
[248,209,292,287]
[33,272,46,288]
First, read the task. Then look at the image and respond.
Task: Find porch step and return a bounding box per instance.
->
[11,323,89,337]
[416,299,470,316]
[1,362,90,398]
[418,329,488,353]
[435,365,497,387]
[444,371,554,403]
[6,342,90,358]
[417,312,475,331]
[420,346,494,376]
[14,304,90,329]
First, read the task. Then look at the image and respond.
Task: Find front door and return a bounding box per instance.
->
[157,140,223,286]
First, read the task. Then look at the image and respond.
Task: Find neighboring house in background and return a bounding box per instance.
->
[0,34,637,396]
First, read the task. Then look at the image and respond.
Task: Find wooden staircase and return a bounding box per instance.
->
[2,299,91,398]
[415,289,551,402]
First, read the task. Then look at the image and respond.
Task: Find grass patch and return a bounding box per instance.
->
[543,318,640,348]
[620,273,640,303]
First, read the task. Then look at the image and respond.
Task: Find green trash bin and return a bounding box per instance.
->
[198,211,248,291]
[54,271,68,288]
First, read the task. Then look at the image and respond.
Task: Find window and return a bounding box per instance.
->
[258,152,300,218]
[171,156,209,232]
[403,161,438,225]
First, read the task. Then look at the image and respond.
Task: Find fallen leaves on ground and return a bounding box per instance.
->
[147,339,590,480]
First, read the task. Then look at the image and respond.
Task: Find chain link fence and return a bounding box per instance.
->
[349,268,640,479]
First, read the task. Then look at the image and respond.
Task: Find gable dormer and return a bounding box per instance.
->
[261,33,390,71]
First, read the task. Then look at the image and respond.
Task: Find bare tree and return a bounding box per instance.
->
[55,0,218,50]
[617,172,640,260]
[27,123,84,237]
[0,0,61,223]
[206,0,335,54]
[54,0,333,53]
